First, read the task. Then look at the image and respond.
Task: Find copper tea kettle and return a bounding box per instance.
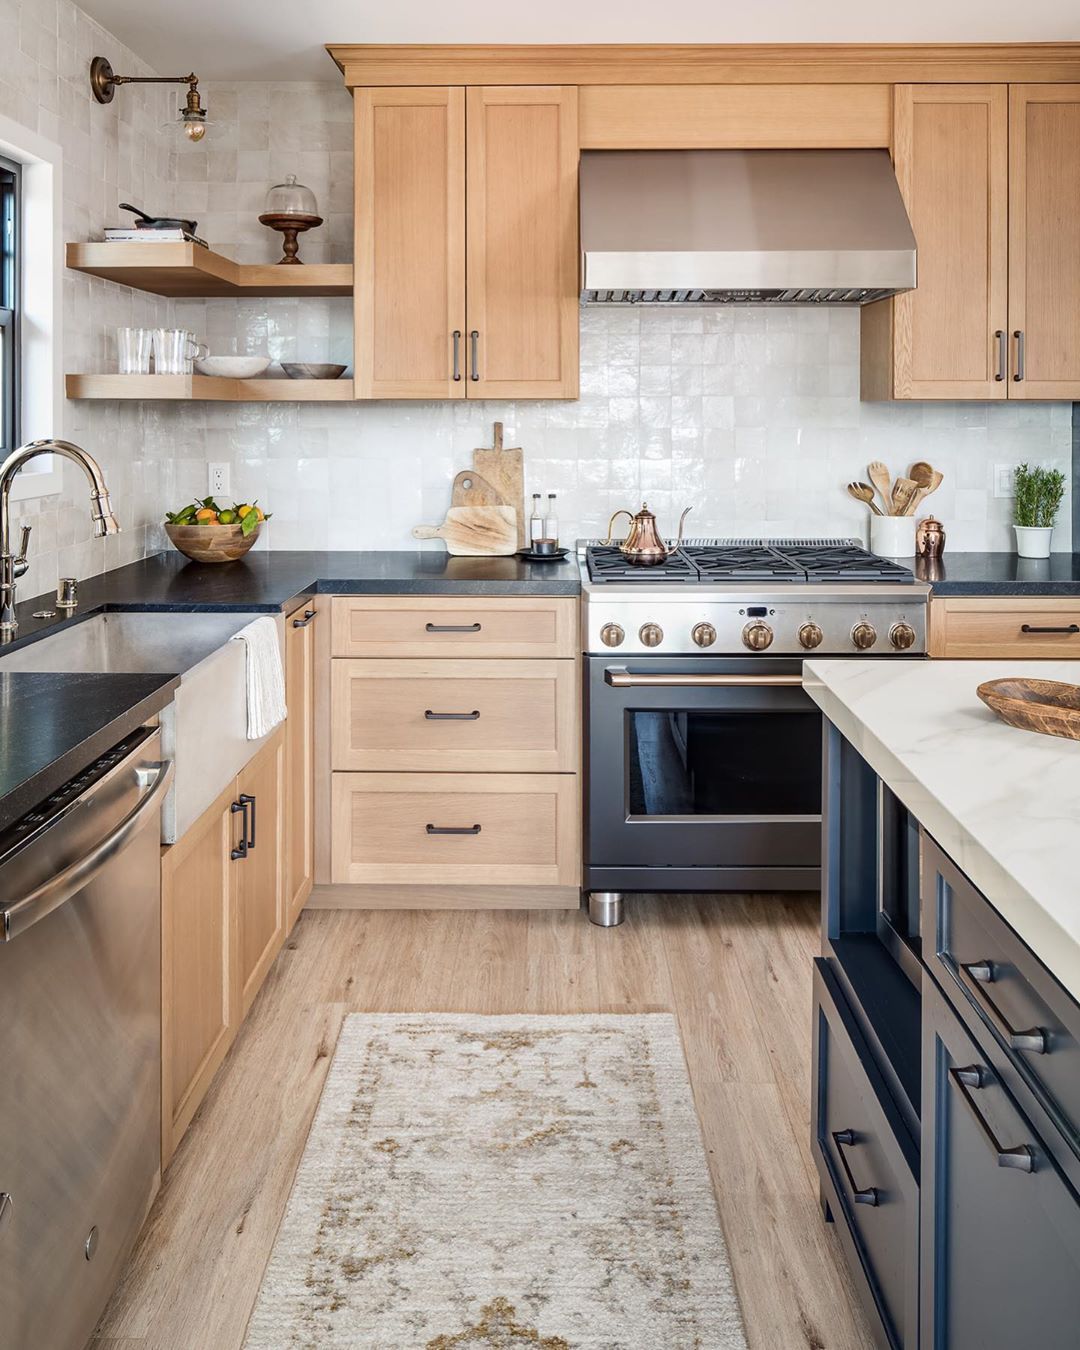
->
[604,502,693,566]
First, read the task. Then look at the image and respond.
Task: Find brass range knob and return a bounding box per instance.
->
[798,622,824,650]
[600,622,625,648]
[889,621,916,651]
[851,621,878,651]
[742,620,774,651]
[639,622,664,648]
[691,622,717,648]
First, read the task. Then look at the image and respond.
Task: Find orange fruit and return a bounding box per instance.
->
[195,507,218,524]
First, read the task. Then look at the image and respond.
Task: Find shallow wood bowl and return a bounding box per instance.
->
[164,522,260,564]
[976,677,1080,742]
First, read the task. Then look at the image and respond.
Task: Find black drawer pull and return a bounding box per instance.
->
[230,798,249,860]
[426,823,482,836]
[960,960,1049,1054]
[425,622,482,634]
[831,1129,880,1206]
[292,609,316,628]
[424,710,481,721]
[949,1066,1036,1172]
[1020,623,1079,635]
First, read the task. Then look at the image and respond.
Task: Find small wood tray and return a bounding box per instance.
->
[977,677,1080,741]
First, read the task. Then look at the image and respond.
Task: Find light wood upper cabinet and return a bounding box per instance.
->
[1008,85,1080,399]
[863,81,1080,400]
[354,85,579,400]
[466,86,579,399]
[354,87,465,399]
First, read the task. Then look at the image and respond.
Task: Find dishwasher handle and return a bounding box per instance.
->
[1,760,174,943]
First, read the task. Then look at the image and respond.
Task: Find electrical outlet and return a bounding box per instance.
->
[208,463,230,498]
[993,464,1015,499]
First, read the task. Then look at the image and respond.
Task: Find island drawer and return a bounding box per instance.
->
[330,658,579,773]
[329,772,579,886]
[330,596,577,659]
[813,959,920,1350]
[922,832,1080,1163]
[929,597,1080,658]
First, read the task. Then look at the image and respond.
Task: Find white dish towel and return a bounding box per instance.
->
[230,616,287,740]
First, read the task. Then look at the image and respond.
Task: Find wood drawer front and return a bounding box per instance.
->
[331,595,577,658]
[331,658,579,772]
[330,772,579,886]
[930,598,1080,658]
[922,831,1080,1161]
[812,959,919,1350]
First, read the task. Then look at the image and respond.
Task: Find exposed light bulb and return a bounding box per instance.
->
[183,117,207,142]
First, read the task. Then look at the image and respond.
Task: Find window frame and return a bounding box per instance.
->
[0,152,18,458]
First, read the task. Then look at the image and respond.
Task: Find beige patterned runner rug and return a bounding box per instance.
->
[243,1013,748,1349]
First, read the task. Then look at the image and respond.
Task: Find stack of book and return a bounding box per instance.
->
[103,227,210,248]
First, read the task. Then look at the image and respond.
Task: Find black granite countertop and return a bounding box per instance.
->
[911,552,1080,596]
[0,672,179,835]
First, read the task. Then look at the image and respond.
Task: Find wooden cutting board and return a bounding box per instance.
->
[451,469,506,508]
[412,506,518,556]
[472,422,525,547]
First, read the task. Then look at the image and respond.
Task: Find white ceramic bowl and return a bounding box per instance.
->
[194,356,271,379]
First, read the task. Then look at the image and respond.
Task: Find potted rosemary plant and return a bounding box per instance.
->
[1013,463,1066,559]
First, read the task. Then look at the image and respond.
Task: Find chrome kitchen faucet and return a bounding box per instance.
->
[0,439,120,637]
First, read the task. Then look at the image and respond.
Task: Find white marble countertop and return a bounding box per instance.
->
[803,658,1080,997]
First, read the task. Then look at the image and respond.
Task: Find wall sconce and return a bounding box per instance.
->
[90,56,211,143]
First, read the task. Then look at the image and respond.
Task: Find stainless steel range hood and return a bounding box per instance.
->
[580,149,916,305]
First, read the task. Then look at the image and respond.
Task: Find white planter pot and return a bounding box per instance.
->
[870,514,916,558]
[1014,525,1054,559]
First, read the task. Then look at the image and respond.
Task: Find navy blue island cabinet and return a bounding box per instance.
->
[812,722,1080,1350]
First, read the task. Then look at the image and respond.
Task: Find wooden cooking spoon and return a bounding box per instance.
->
[847,481,883,516]
[909,461,944,496]
[891,477,920,517]
[867,461,893,515]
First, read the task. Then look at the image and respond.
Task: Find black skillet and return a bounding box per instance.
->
[119,202,198,233]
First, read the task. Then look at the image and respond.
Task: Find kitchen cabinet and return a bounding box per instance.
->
[928,596,1080,658]
[285,604,316,928]
[161,725,286,1165]
[862,81,1080,401]
[353,85,578,400]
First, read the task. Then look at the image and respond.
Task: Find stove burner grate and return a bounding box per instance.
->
[585,538,914,584]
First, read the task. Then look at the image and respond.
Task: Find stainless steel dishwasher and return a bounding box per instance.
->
[0,727,171,1350]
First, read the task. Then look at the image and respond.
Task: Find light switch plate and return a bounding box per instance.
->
[993,464,1015,499]
[208,463,230,497]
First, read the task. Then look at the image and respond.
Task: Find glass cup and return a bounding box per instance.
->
[116,327,153,374]
[152,328,209,375]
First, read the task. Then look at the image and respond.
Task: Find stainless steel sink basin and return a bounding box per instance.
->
[0,611,284,841]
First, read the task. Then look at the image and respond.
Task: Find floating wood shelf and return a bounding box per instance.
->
[65,374,355,401]
[65,242,353,298]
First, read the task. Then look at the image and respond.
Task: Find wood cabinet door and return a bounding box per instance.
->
[234,728,286,1017]
[1008,84,1080,399]
[161,782,241,1165]
[354,87,465,399]
[890,84,1009,399]
[466,86,579,399]
[285,606,315,929]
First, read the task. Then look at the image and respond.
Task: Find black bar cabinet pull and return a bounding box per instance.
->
[426,823,482,836]
[426,622,482,634]
[424,710,481,721]
[292,609,316,628]
[452,330,462,382]
[830,1129,880,1206]
[230,799,249,860]
[469,330,480,381]
[1013,329,1025,381]
[994,330,1007,382]
[239,793,256,850]
[1020,623,1079,635]
[960,960,1049,1053]
[949,1065,1036,1172]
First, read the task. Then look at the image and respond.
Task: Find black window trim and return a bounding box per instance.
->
[0,153,20,457]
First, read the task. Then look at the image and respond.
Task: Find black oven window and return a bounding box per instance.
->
[0,155,18,457]
[627,708,822,817]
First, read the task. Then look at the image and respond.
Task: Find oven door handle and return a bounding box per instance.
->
[603,668,803,688]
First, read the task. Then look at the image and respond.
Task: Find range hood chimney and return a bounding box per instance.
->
[580,148,916,305]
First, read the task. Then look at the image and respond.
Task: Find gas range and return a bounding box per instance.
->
[580,537,930,657]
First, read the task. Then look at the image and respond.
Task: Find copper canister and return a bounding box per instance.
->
[915,516,945,557]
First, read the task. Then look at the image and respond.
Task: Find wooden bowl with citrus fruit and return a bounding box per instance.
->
[163,498,270,564]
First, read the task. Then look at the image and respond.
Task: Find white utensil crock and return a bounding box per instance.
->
[870,515,916,558]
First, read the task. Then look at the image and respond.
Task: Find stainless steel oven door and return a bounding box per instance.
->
[586,655,822,891]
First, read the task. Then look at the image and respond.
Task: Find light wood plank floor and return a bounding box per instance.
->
[94,896,873,1349]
